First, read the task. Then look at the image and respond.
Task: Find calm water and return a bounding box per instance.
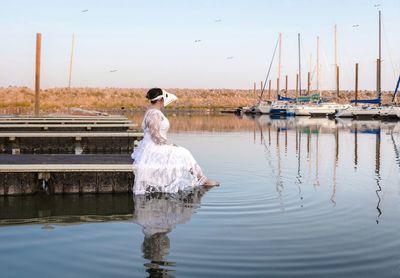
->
[1,114,400,277]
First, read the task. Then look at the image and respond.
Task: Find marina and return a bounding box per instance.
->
[1,1,399,277]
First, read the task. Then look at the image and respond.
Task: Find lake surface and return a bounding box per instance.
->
[1,114,399,277]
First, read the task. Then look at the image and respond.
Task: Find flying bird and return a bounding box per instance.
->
[110,69,118,73]
[81,9,89,12]
[226,56,234,60]
[194,40,202,43]
[373,4,380,8]
[352,24,360,27]
[214,19,222,23]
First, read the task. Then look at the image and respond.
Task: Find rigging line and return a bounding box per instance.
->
[382,21,399,80]
[260,36,280,102]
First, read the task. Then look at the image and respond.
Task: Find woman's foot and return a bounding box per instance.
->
[203,179,220,187]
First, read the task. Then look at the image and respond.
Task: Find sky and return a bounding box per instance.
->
[0,0,399,90]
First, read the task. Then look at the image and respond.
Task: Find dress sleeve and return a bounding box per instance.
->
[145,110,172,145]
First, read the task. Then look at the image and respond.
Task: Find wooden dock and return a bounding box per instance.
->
[0,154,133,195]
[0,115,141,195]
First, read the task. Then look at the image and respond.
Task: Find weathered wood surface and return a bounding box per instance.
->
[0,133,141,154]
[0,155,134,196]
[0,123,137,132]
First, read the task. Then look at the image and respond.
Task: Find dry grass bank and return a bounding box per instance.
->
[0,87,396,114]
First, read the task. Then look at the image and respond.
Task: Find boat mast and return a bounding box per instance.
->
[377,10,382,104]
[298,33,302,96]
[334,24,339,98]
[317,36,320,94]
[277,33,282,97]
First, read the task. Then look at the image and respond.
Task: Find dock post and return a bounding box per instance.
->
[376,58,381,102]
[336,66,340,99]
[355,63,359,105]
[261,81,263,96]
[276,78,279,99]
[285,75,288,98]
[268,80,271,100]
[35,33,42,116]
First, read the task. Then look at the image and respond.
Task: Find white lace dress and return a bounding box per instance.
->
[132,108,207,194]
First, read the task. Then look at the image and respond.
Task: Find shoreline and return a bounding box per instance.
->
[0,87,397,115]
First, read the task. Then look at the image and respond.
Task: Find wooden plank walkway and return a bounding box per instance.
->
[0,131,143,138]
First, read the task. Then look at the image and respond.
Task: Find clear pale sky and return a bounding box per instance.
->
[1,0,399,90]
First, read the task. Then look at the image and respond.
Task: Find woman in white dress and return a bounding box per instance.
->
[132,88,218,194]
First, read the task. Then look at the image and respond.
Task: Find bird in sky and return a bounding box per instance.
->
[226,56,234,60]
[214,19,222,23]
[110,69,118,73]
[194,40,202,43]
[81,9,89,12]
[373,4,381,8]
[352,24,360,28]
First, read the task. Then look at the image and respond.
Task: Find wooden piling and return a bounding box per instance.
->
[35,33,42,116]
[376,58,381,101]
[261,81,264,95]
[355,63,359,104]
[285,75,288,98]
[268,80,271,100]
[68,33,75,89]
[276,78,279,98]
[336,66,340,99]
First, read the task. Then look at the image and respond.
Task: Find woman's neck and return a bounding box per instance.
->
[149,103,162,110]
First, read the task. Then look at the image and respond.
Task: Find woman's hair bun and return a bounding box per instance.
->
[146,88,163,100]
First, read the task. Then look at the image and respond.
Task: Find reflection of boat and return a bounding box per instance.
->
[133,189,206,276]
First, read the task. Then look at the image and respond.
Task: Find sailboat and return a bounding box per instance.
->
[336,10,399,119]
[295,30,351,117]
[270,34,300,116]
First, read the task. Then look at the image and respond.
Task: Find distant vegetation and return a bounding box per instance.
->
[0,87,396,114]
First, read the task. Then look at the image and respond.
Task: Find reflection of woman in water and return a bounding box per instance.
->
[131,88,218,195]
[133,188,207,276]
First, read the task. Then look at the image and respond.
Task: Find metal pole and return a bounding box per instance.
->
[35,33,42,116]
[317,36,320,93]
[298,33,302,96]
[307,72,311,96]
[277,33,282,94]
[296,74,299,98]
[68,33,75,89]
[378,10,382,103]
[253,82,256,95]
